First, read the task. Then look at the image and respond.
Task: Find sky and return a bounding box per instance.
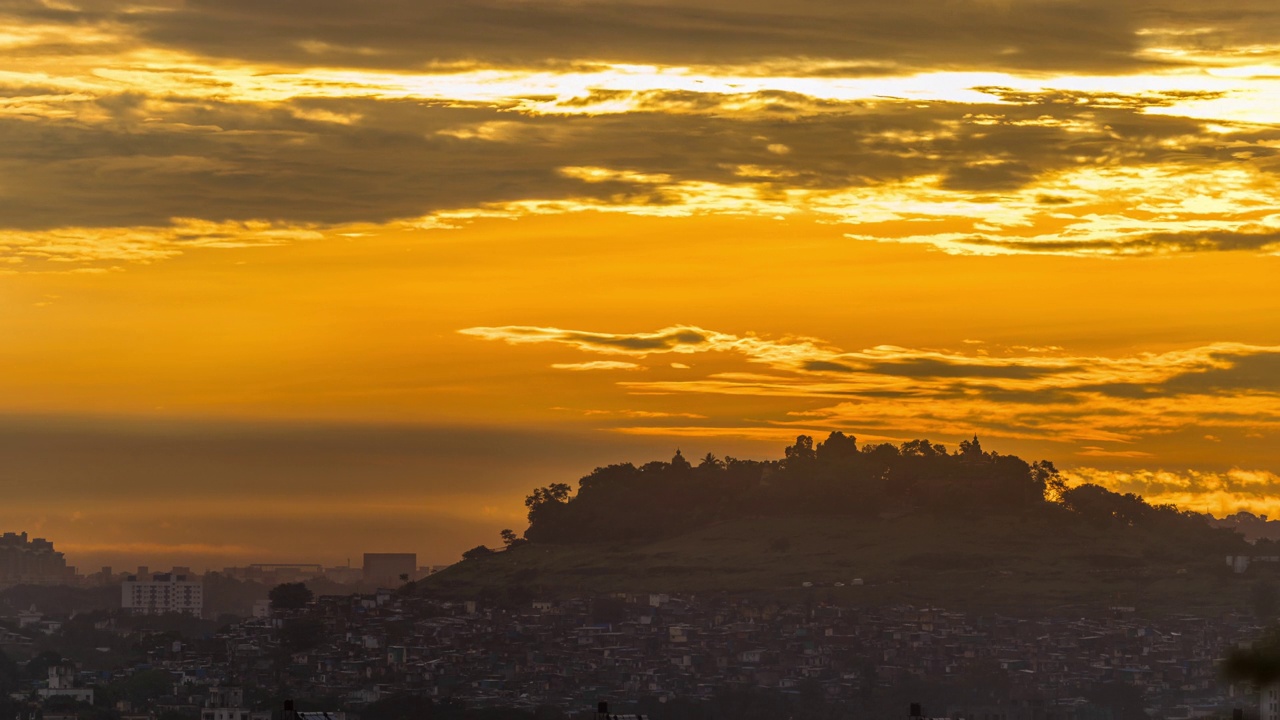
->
[2,0,1279,571]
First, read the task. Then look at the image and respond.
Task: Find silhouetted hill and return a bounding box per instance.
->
[422,434,1254,612]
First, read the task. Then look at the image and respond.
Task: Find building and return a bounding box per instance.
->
[122,573,203,616]
[201,687,265,720]
[323,565,363,584]
[0,532,74,587]
[38,662,94,704]
[251,599,271,618]
[222,564,322,584]
[1264,682,1280,720]
[362,553,416,586]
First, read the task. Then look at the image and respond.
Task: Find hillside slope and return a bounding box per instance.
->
[421,509,1254,614]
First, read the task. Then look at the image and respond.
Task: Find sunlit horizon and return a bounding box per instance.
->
[2,0,1278,572]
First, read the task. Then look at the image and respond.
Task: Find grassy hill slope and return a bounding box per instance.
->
[421,509,1254,614]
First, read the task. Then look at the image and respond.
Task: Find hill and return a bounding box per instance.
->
[421,434,1258,613]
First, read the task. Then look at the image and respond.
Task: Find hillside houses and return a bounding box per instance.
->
[176,594,1260,717]
[6,591,1265,719]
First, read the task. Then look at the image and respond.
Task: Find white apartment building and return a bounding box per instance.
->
[38,663,93,704]
[122,573,203,616]
[202,686,262,720]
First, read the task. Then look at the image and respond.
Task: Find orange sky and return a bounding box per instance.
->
[2,0,1279,570]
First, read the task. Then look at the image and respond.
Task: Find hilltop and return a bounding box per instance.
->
[422,434,1257,613]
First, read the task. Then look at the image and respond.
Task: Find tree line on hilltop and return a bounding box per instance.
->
[472,433,1244,551]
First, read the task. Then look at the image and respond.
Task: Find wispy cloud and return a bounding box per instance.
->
[462,323,1280,452]
[460,325,724,355]
[0,219,324,268]
[550,361,643,371]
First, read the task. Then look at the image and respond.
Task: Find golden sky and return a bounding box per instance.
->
[2,0,1279,570]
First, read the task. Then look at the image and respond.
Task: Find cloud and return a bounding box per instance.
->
[1077,447,1156,458]
[877,226,1280,257]
[550,361,643,371]
[3,0,1280,265]
[460,325,722,355]
[0,0,1153,74]
[0,219,323,267]
[463,323,1280,453]
[5,87,1279,264]
[574,409,707,419]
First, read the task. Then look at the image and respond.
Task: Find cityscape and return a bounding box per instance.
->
[2,517,1280,720]
[5,0,1280,718]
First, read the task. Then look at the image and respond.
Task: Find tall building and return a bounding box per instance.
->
[122,573,203,616]
[362,553,416,586]
[0,532,74,587]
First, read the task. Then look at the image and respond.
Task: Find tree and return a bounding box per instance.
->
[1225,627,1280,686]
[268,582,313,611]
[500,529,527,550]
[783,435,815,467]
[1033,460,1066,501]
[524,481,575,543]
[279,618,325,653]
[526,482,571,508]
[525,483,572,518]
[0,649,19,695]
[900,439,944,457]
[1085,682,1147,720]
[113,669,173,707]
[23,651,62,682]
[462,545,495,561]
[1060,484,1151,527]
[816,431,858,463]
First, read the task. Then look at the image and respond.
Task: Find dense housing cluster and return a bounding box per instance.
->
[6,591,1249,720]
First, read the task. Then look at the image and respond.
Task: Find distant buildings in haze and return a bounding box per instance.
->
[362,553,416,586]
[0,532,75,587]
[0,529,446,593]
[122,572,204,616]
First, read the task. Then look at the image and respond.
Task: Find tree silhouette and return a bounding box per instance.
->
[816,431,858,465]
[511,432,1244,553]
[500,528,528,549]
[462,545,495,561]
[784,435,816,466]
[1225,627,1280,686]
[268,582,312,611]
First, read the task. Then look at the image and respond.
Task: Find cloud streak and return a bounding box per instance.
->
[550,361,644,371]
[462,323,1280,456]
